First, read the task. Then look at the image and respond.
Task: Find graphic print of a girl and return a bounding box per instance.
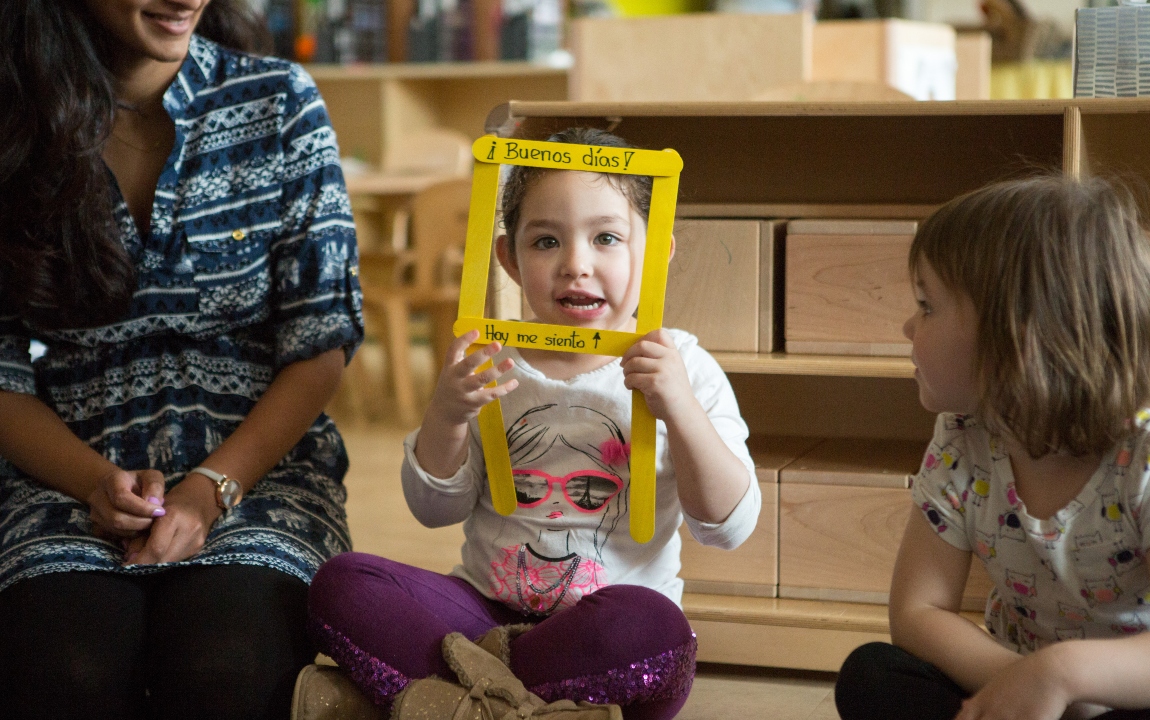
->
[489,402,631,614]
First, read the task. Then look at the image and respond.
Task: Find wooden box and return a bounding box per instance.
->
[568,14,811,103]
[784,219,918,357]
[777,438,993,610]
[679,436,820,597]
[812,19,957,101]
[665,220,782,353]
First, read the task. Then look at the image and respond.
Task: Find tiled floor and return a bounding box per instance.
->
[330,396,841,719]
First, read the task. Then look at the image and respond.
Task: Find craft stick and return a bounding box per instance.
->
[458,137,683,541]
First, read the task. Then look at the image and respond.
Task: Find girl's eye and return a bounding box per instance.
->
[917,299,932,315]
[595,233,620,246]
[532,236,559,250]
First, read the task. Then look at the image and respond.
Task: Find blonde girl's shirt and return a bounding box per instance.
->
[401,329,760,613]
[911,413,1150,653]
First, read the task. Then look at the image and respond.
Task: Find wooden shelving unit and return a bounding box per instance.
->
[308,62,568,172]
[489,97,1150,670]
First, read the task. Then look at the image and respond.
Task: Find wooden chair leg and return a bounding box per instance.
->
[379,297,419,427]
[428,302,458,381]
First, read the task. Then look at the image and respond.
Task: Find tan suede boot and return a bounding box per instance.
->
[390,633,622,720]
[473,623,534,666]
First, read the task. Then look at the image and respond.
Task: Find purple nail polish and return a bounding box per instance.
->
[152,508,166,517]
[147,496,163,505]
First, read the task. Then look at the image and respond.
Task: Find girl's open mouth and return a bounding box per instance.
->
[558,293,604,310]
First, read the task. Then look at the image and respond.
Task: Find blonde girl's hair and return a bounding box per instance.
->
[909,175,1150,458]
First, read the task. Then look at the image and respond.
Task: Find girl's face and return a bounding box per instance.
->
[84,0,209,65]
[903,259,980,414]
[499,171,647,334]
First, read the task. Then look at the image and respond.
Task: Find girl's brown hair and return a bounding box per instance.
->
[499,127,653,253]
[910,175,1150,458]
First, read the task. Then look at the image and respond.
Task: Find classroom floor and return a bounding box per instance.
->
[327,341,841,719]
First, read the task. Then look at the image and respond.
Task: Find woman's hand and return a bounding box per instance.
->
[86,467,167,539]
[955,649,1073,720]
[621,329,693,421]
[426,330,518,426]
[123,473,222,565]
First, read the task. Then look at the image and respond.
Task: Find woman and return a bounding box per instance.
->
[0,1,363,718]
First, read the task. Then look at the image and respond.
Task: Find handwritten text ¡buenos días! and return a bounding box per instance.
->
[485,140,638,172]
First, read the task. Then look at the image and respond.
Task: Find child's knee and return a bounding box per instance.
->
[309,551,385,616]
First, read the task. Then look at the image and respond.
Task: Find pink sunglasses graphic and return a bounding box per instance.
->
[513,469,624,513]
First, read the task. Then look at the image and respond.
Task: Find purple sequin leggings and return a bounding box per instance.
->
[307,552,696,720]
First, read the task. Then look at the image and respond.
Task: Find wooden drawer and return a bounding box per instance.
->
[679,436,820,597]
[778,439,993,610]
[784,219,917,356]
[679,482,778,597]
[665,219,783,353]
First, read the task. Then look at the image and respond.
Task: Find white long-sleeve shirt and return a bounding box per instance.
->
[401,329,760,612]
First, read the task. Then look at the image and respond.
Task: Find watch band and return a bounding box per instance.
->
[189,466,227,484]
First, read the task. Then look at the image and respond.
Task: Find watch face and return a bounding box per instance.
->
[219,478,242,509]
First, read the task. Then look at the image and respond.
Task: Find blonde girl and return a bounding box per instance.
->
[835,176,1150,720]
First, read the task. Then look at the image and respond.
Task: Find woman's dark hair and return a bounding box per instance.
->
[500,127,653,253]
[0,0,270,330]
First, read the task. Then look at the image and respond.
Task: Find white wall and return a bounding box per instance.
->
[906,0,1086,32]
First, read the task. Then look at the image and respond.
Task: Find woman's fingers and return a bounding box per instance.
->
[107,471,165,518]
[138,469,166,507]
[131,518,177,565]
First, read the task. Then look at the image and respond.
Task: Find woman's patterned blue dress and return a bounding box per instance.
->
[0,36,363,591]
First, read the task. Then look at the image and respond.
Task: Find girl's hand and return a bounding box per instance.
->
[622,329,693,420]
[123,474,222,565]
[86,467,167,539]
[956,649,1072,720]
[426,330,518,426]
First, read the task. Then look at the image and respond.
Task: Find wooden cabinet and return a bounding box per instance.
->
[490,98,1150,671]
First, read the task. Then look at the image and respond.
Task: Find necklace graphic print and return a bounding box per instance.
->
[515,546,581,614]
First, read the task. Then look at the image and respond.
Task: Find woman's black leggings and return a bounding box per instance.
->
[0,565,314,720]
[836,642,1150,720]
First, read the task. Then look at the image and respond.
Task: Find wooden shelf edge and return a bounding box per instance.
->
[306,61,569,81]
[712,352,915,378]
[683,593,985,633]
[677,203,938,220]
[501,98,1103,119]
[683,594,889,633]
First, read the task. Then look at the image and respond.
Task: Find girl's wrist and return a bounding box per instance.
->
[1036,641,1083,704]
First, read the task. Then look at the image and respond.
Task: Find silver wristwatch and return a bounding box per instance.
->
[190,466,243,511]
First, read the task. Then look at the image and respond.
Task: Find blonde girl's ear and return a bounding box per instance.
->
[495,234,523,286]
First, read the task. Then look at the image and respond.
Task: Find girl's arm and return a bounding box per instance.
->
[622,329,751,523]
[128,347,346,564]
[890,509,1020,692]
[954,556,1150,720]
[0,390,166,536]
[414,331,517,479]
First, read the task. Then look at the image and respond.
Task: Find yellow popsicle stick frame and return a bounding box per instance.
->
[456,135,682,543]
